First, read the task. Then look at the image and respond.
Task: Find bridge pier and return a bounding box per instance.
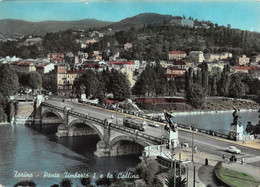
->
[41,103,158,157]
[94,141,111,157]
[56,125,69,137]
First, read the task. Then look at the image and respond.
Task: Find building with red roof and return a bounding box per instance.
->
[43,65,83,96]
[165,66,186,79]
[108,61,136,71]
[168,50,187,61]
[234,66,254,73]
[11,61,36,73]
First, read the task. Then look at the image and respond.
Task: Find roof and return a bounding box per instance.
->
[109,61,135,65]
[83,64,102,68]
[37,63,52,68]
[52,57,62,61]
[174,61,187,65]
[189,51,203,54]
[165,74,184,78]
[167,66,186,71]
[68,70,84,74]
[234,66,253,70]
[17,61,34,66]
[168,50,186,54]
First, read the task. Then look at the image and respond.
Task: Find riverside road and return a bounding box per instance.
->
[44,98,260,166]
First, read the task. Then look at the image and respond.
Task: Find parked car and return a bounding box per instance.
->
[148,122,160,128]
[225,146,241,154]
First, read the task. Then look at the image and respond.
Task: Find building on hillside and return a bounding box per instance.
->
[11,61,36,73]
[43,65,83,96]
[121,68,135,87]
[252,55,260,63]
[124,43,133,51]
[204,53,220,62]
[235,55,250,66]
[36,63,55,77]
[205,52,232,63]
[86,38,99,45]
[234,66,253,74]
[189,51,205,63]
[108,61,137,71]
[168,51,187,61]
[47,53,64,59]
[165,66,186,79]
[169,18,194,27]
[83,64,104,72]
[220,52,232,59]
[249,68,260,80]
[24,37,43,46]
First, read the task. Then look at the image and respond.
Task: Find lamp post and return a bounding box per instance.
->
[116,103,118,125]
[191,125,197,162]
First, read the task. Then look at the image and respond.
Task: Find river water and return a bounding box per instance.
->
[0,124,140,186]
[0,110,258,186]
[174,110,259,134]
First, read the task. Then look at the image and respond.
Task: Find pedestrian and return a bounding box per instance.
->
[222,154,226,162]
[241,157,244,164]
[242,139,246,144]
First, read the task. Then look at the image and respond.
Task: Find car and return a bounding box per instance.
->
[225,146,241,154]
[148,122,160,128]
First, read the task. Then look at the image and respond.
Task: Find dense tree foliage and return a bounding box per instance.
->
[19,72,42,92]
[132,62,176,96]
[185,83,206,108]
[42,30,81,54]
[73,69,131,102]
[245,110,260,135]
[0,64,19,97]
[135,160,164,186]
[84,24,260,62]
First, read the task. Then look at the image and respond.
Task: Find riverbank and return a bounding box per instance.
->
[138,98,259,113]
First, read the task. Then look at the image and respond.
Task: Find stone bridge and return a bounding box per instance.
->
[41,102,162,157]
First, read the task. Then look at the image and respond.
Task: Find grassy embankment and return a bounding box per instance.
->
[137,98,259,113]
[214,162,260,187]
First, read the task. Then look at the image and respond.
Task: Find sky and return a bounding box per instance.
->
[0,0,260,32]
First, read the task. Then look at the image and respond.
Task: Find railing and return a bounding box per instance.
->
[42,102,231,141]
[41,102,162,144]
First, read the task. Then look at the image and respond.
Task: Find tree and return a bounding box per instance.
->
[165,176,187,187]
[0,64,19,97]
[185,83,206,108]
[245,121,255,135]
[28,72,42,92]
[229,74,245,98]
[60,179,72,187]
[135,160,162,185]
[95,176,112,186]
[14,180,36,187]
[109,70,131,100]
[80,177,91,186]
[167,79,177,96]
[0,93,7,122]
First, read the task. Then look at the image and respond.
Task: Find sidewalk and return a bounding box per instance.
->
[172,148,221,187]
[179,127,260,151]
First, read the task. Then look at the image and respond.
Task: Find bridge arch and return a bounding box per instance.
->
[68,119,103,139]
[110,135,150,148]
[41,109,64,124]
[109,135,149,156]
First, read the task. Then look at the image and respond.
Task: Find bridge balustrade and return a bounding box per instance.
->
[42,102,163,144]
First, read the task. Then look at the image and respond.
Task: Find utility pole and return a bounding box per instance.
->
[179,153,181,179]
[192,128,194,162]
[186,164,189,186]
[193,166,196,187]
[191,125,196,162]
[174,160,176,187]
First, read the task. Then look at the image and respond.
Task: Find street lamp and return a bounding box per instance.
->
[191,125,197,162]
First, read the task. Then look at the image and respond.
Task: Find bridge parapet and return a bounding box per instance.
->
[41,102,163,157]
